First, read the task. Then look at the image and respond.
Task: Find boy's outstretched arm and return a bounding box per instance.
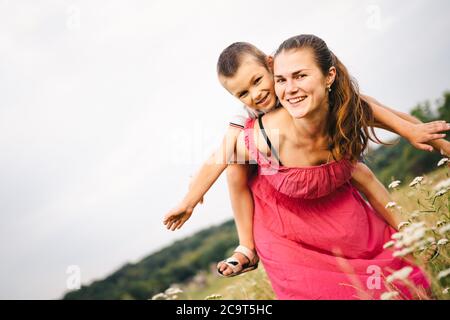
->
[163,126,241,231]
[363,94,450,155]
[350,162,405,231]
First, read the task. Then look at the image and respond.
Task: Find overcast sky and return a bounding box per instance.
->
[0,0,449,299]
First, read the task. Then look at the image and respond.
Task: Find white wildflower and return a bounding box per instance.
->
[392,247,413,257]
[165,287,183,296]
[385,201,397,209]
[386,266,413,283]
[435,188,448,197]
[151,293,169,300]
[388,180,401,189]
[405,221,426,231]
[439,224,450,234]
[401,227,426,247]
[383,240,395,249]
[436,220,447,228]
[434,178,450,191]
[394,241,404,249]
[415,238,436,251]
[380,291,399,300]
[443,287,449,294]
[437,268,450,280]
[409,176,424,187]
[392,223,428,249]
[433,178,450,190]
[437,157,449,167]
[437,238,448,246]
[391,232,404,240]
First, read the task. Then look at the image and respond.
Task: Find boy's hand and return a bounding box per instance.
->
[163,203,194,231]
[405,121,449,152]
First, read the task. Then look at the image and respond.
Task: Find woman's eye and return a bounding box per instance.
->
[239,92,248,98]
[254,77,262,85]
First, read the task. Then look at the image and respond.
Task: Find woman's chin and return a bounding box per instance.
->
[287,107,308,119]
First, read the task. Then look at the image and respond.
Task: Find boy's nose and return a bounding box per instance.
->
[253,91,263,102]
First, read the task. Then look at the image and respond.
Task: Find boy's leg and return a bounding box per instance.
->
[218,164,257,276]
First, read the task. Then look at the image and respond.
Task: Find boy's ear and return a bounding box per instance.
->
[266,56,274,70]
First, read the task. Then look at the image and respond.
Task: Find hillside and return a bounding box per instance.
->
[63,220,238,300]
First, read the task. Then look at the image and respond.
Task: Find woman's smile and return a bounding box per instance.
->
[287,95,307,106]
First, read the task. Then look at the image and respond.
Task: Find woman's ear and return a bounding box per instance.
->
[266,55,274,71]
[327,66,336,87]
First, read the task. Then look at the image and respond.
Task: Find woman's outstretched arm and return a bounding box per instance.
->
[350,162,405,231]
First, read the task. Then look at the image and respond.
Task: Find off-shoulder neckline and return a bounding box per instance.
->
[275,158,349,171]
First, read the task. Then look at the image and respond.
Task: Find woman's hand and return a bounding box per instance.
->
[404,121,449,152]
[163,202,194,231]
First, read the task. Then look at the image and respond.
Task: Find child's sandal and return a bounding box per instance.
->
[217,245,259,277]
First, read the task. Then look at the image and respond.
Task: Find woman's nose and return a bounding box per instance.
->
[286,79,298,93]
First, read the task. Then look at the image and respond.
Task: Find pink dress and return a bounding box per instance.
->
[244,118,430,300]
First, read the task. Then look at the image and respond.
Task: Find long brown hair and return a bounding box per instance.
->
[274,34,383,161]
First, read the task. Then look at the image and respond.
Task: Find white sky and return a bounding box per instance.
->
[0,0,449,299]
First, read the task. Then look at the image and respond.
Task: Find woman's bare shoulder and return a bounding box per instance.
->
[264,107,289,129]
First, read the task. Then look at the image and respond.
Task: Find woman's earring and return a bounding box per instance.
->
[327,86,331,92]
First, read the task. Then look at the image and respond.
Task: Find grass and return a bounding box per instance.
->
[386,165,449,299]
[182,264,275,300]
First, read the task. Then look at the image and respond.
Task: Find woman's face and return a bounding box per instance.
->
[219,54,277,112]
[274,48,334,119]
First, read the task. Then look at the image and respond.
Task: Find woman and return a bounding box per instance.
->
[233,34,430,299]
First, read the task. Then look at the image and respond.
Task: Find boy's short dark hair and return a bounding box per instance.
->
[217,42,268,78]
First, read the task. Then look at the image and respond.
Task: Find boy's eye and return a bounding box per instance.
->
[295,74,306,79]
[276,78,285,83]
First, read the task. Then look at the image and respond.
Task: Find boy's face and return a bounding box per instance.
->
[219,55,276,112]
